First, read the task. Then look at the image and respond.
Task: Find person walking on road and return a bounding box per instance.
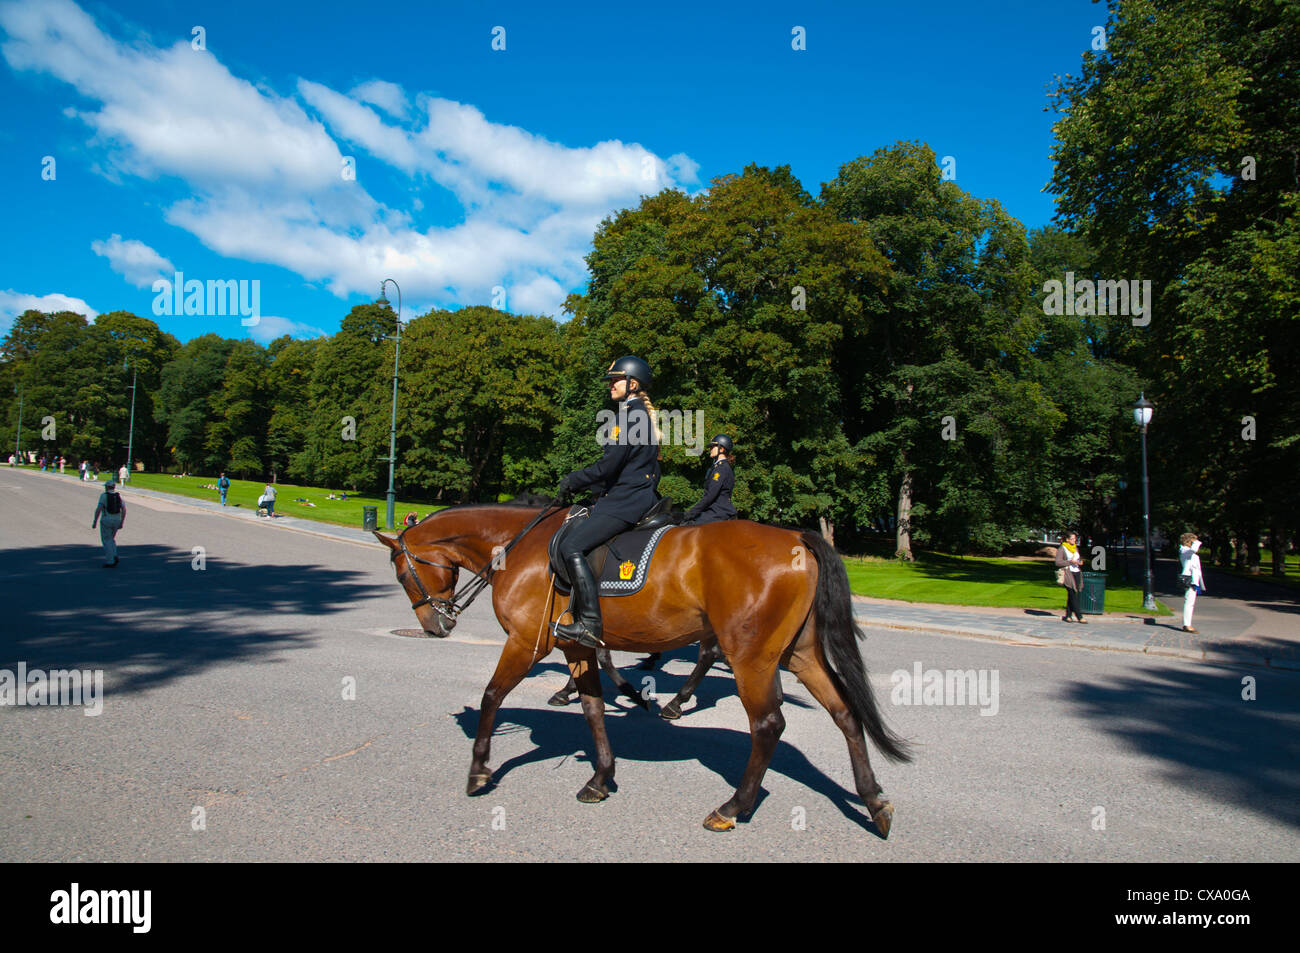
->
[1056,531,1087,623]
[118,464,129,484]
[218,472,230,506]
[1179,532,1206,633]
[259,481,277,518]
[92,478,126,568]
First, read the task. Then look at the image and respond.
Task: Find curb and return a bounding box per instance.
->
[854,615,1300,671]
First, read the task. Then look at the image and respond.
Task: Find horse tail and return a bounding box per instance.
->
[801,531,912,764]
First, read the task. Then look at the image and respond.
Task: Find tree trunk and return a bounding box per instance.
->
[896,466,914,561]
[819,515,835,549]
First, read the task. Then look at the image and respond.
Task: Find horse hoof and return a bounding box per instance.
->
[659,701,682,720]
[702,810,736,832]
[466,772,493,796]
[870,801,894,839]
[576,783,608,804]
[547,691,573,707]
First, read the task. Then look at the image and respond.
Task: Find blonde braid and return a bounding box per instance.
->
[635,390,665,445]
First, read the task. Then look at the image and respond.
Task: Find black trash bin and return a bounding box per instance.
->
[1080,571,1107,614]
[362,506,378,532]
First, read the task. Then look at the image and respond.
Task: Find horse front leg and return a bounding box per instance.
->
[564,646,617,803]
[468,636,545,795]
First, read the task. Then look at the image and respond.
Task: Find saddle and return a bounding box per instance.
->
[547,497,677,597]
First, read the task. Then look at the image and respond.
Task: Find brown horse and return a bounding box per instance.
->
[376,503,910,834]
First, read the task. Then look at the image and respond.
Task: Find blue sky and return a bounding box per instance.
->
[0,0,1109,344]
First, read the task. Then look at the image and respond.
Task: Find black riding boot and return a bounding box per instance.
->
[554,554,604,648]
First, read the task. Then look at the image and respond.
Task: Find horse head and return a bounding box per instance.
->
[375,525,460,637]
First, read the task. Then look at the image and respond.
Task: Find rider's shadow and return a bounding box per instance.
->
[450,698,881,834]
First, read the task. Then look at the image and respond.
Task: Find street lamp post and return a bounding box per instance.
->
[377,280,402,531]
[12,383,22,465]
[1134,394,1156,611]
[125,358,138,483]
[1118,477,1129,580]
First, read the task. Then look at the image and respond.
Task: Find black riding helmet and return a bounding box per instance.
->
[604,355,652,394]
[708,434,734,454]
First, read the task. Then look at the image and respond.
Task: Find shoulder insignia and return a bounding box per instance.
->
[713,472,720,480]
[611,426,620,440]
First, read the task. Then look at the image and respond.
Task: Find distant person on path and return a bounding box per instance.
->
[91,478,126,568]
[218,472,230,506]
[1179,532,1206,633]
[259,482,277,518]
[1056,531,1087,623]
[118,464,129,484]
[58,455,66,474]
[684,435,738,525]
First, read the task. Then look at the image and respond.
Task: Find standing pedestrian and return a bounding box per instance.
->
[1179,532,1206,633]
[58,455,65,474]
[218,472,230,506]
[1055,531,1087,623]
[118,463,128,484]
[91,478,126,568]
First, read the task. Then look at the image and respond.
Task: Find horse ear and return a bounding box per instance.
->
[374,531,399,551]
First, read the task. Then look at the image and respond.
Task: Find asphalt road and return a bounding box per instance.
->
[2,466,1297,862]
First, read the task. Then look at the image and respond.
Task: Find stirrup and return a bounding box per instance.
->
[553,619,604,649]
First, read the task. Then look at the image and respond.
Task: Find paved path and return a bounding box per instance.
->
[2,465,1297,862]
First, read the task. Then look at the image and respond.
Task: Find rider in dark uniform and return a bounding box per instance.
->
[684,434,737,525]
[553,356,661,648]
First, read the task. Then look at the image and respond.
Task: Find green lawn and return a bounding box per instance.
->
[23,466,442,530]
[843,551,1172,615]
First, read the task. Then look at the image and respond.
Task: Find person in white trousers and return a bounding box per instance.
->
[92,479,126,568]
[1179,533,1206,633]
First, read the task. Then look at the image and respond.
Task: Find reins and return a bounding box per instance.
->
[393,499,565,622]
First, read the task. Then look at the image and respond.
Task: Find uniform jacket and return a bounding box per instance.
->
[567,396,661,523]
[686,458,737,523]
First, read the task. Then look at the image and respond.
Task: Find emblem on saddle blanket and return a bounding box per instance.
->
[548,523,675,597]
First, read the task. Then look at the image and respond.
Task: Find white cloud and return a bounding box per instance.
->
[0,290,99,337]
[90,234,175,288]
[243,314,330,343]
[1,0,701,319]
[349,79,410,119]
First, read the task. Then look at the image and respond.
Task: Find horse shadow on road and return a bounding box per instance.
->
[1061,651,1300,829]
[0,543,386,697]
[449,688,885,834]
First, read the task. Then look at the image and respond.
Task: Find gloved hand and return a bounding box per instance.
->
[668,511,688,525]
[556,475,578,503]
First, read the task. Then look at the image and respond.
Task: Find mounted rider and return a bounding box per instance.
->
[552,356,662,648]
[684,434,737,525]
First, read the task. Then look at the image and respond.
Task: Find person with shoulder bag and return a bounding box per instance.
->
[1054,531,1086,623]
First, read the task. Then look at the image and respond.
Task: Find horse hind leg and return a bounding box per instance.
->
[661,636,723,720]
[703,657,784,832]
[784,632,894,838]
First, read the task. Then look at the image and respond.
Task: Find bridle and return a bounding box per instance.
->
[390,500,565,629]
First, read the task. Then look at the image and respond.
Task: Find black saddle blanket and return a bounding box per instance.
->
[548,516,676,598]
